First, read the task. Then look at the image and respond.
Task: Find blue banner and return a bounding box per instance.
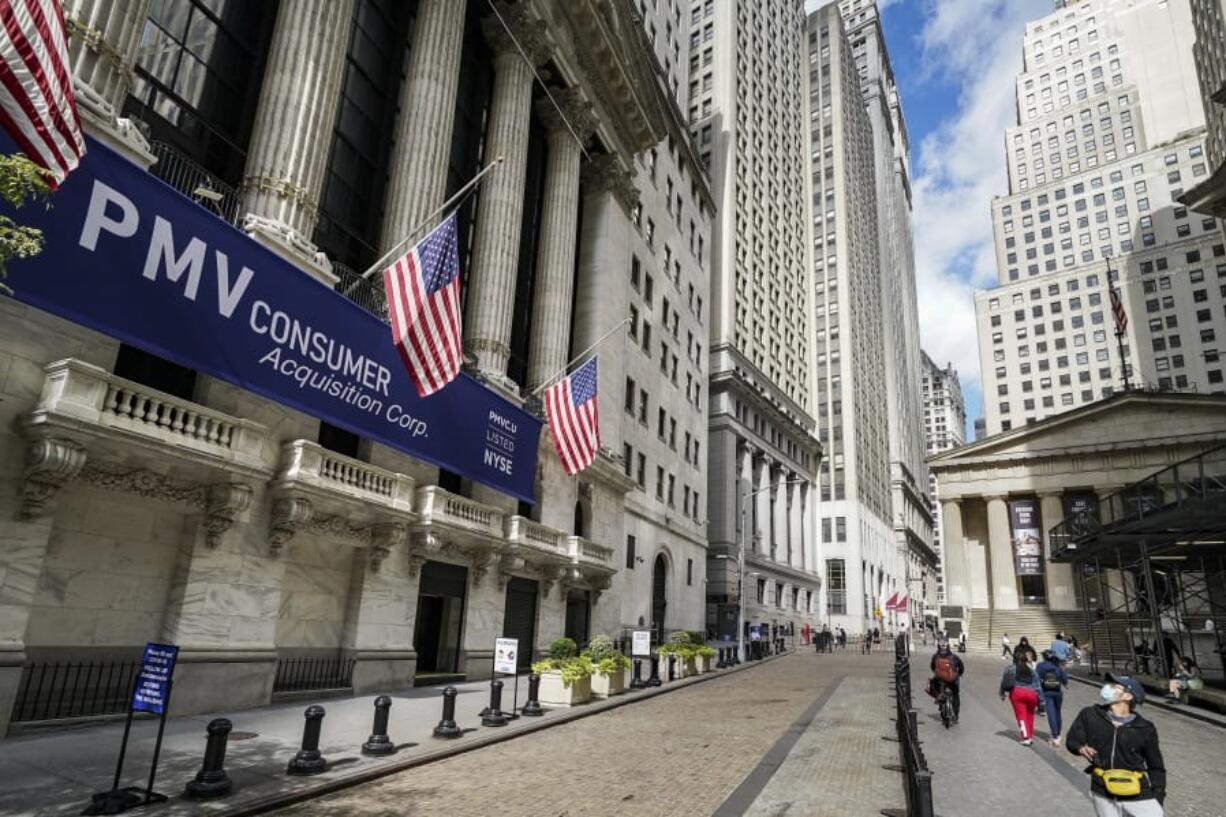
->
[1,136,540,502]
[132,642,178,715]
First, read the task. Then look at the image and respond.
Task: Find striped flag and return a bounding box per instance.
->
[0,0,85,186]
[382,212,463,397]
[1109,281,1128,334]
[893,594,909,612]
[884,592,899,612]
[544,356,600,476]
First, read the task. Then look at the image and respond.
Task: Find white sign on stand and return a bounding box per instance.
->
[632,630,651,657]
[494,637,518,675]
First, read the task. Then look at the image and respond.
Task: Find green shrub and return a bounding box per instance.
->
[688,631,707,646]
[548,637,578,660]
[696,645,717,658]
[584,634,618,661]
[668,630,691,645]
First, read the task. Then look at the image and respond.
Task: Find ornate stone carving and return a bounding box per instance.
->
[75,461,204,505]
[269,497,314,556]
[369,522,407,572]
[20,438,87,519]
[407,553,427,578]
[203,483,253,548]
[536,87,597,144]
[307,514,371,543]
[468,547,500,587]
[580,153,638,213]
[538,564,567,599]
[481,2,551,64]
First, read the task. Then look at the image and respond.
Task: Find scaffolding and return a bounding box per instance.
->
[1049,444,1226,683]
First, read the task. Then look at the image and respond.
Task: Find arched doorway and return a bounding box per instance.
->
[652,554,668,641]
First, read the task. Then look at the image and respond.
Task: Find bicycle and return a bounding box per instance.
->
[935,681,955,729]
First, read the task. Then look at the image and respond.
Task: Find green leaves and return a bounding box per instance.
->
[0,153,53,295]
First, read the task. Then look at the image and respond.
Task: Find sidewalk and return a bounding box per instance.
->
[0,657,772,817]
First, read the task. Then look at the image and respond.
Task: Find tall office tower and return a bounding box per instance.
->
[805,3,898,633]
[977,0,1225,437]
[920,352,967,603]
[621,0,716,639]
[1182,0,1226,220]
[838,0,937,624]
[692,0,823,644]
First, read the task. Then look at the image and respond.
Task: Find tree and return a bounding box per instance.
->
[0,152,52,295]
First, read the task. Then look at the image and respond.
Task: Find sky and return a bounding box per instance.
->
[805,0,1051,438]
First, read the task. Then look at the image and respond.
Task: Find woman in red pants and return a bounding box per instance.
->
[1000,654,1042,745]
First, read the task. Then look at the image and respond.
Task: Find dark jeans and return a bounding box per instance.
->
[1042,690,1063,738]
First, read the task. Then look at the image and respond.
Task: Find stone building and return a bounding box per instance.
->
[930,390,1226,642]
[1181,0,1226,220]
[921,352,967,604]
[691,0,823,646]
[0,0,699,734]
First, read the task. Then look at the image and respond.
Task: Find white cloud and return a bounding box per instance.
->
[909,0,1048,396]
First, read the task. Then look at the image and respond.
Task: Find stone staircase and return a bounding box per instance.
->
[967,607,1132,658]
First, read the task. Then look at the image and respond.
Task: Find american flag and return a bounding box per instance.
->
[382,212,463,397]
[545,356,600,476]
[1109,281,1128,334]
[0,0,84,187]
[883,592,899,612]
[892,594,909,612]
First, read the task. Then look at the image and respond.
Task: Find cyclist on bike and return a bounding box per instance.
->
[929,637,965,723]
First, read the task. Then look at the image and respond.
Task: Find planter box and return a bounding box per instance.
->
[696,654,712,673]
[591,670,625,699]
[537,669,591,706]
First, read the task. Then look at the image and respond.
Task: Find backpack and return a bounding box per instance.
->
[935,654,958,683]
[1041,668,1062,691]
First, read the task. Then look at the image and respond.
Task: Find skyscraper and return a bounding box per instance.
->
[693,0,823,644]
[1181,0,1226,220]
[977,0,1225,437]
[920,352,967,603]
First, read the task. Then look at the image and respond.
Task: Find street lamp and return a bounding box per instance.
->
[717,478,808,662]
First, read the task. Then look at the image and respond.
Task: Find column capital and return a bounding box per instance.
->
[580,153,639,213]
[536,87,597,144]
[982,493,1009,504]
[482,2,551,64]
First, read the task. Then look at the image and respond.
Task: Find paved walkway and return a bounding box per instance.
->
[917,654,1226,817]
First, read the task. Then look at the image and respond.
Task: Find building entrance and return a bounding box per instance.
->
[414,560,467,675]
[564,590,590,645]
[652,554,668,640]
[503,577,539,671]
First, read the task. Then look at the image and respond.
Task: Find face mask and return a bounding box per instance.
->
[1099,684,1119,705]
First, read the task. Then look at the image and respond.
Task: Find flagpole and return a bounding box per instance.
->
[1107,259,1132,392]
[342,156,505,296]
[530,317,632,396]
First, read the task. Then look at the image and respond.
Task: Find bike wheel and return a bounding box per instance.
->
[940,701,951,728]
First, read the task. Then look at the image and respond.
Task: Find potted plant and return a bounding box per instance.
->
[583,635,631,698]
[657,631,698,678]
[688,631,716,673]
[531,637,593,706]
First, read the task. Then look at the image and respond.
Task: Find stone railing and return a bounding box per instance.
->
[24,359,268,473]
[274,439,414,514]
[568,535,614,570]
[505,515,569,560]
[415,485,504,542]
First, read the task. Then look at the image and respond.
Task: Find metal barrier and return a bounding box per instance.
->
[148,141,241,225]
[272,656,356,694]
[891,633,935,817]
[11,659,140,722]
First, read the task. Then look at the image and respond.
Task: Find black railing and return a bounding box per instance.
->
[272,656,356,694]
[11,660,140,723]
[892,633,935,817]
[333,263,389,323]
[148,141,241,225]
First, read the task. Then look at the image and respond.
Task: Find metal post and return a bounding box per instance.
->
[522,674,544,716]
[667,653,676,682]
[1078,561,1096,673]
[433,686,462,738]
[1139,541,1170,679]
[142,680,173,803]
[647,655,661,687]
[361,696,396,756]
[286,705,328,775]
[1098,556,1114,673]
[183,718,234,799]
[482,680,508,726]
[630,658,645,689]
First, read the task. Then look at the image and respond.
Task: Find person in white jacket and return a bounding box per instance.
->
[1001,632,1012,659]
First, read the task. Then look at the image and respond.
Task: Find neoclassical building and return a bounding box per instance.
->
[930,390,1226,643]
[0,0,710,735]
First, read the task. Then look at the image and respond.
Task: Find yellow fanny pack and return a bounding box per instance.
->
[1093,767,1145,797]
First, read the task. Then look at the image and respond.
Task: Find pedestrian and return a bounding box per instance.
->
[1065,673,1166,816]
[1001,631,1012,659]
[1165,656,1202,704]
[957,631,967,653]
[873,626,881,651]
[1016,636,1038,663]
[838,627,847,650]
[1051,632,1072,664]
[1037,649,1069,746]
[1000,651,1042,746]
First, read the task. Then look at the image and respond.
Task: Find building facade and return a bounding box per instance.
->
[1182,0,1226,219]
[921,352,967,603]
[977,0,1225,437]
[0,0,702,734]
[693,0,823,645]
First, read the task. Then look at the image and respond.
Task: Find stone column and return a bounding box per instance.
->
[461,552,506,680]
[526,88,594,388]
[63,0,156,164]
[940,499,970,610]
[380,0,468,253]
[240,0,355,281]
[465,6,550,390]
[1040,493,1078,611]
[985,495,1019,610]
[753,456,770,555]
[341,525,418,692]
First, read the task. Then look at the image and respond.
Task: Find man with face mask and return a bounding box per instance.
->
[1065,673,1166,816]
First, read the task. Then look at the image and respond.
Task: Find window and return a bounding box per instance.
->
[686,558,693,586]
[626,535,636,569]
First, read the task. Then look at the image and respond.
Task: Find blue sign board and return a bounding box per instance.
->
[1,135,542,502]
[132,643,178,715]
[749,624,762,642]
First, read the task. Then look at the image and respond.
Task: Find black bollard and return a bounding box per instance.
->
[521,673,544,716]
[630,658,645,689]
[667,653,676,681]
[286,706,328,776]
[361,696,396,756]
[647,654,662,687]
[433,686,462,738]
[481,680,508,727]
[183,718,233,799]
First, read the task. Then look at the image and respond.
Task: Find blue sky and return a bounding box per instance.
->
[809,0,1052,438]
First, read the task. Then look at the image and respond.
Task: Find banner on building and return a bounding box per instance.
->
[0,135,541,502]
[1008,498,1044,576]
[1062,492,1100,539]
